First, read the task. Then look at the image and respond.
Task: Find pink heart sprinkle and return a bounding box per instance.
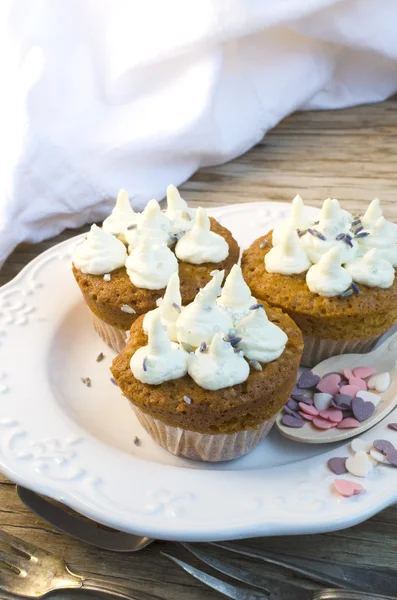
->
[348,377,367,391]
[336,417,361,429]
[299,411,314,421]
[313,416,334,430]
[352,366,376,379]
[317,374,341,395]
[343,368,354,380]
[319,408,343,423]
[339,385,361,397]
[334,479,364,497]
[299,402,319,417]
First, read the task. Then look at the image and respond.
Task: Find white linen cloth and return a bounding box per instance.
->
[1,0,397,266]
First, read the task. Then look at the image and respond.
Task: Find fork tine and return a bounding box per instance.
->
[0,529,45,558]
[0,549,28,573]
[162,552,269,600]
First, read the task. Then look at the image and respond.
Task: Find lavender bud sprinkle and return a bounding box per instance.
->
[249,303,264,310]
[183,395,192,405]
[339,288,354,298]
[308,228,327,241]
[172,302,182,313]
[249,359,263,371]
[143,357,148,372]
[259,239,268,248]
[356,231,370,238]
[199,341,207,352]
[351,282,360,294]
[336,233,345,241]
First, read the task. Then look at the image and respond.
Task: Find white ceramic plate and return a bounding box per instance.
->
[1,201,397,542]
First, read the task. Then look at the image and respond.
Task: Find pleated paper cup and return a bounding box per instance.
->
[90,311,128,354]
[132,405,276,462]
[301,333,387,368]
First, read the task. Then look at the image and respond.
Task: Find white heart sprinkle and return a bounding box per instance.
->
[356,390,381,407]
[370,449,388,464]
[367,372,391,393]
[346,451,373,477]
[313,392,333,412]
[350,438,373,454]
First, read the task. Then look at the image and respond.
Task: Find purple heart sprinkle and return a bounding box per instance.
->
[386,449,397,467]
[297,370,321,389]
[342,409,355,419]
[291,386,306,396]
[283,406,300,417]
[373,439,395,455]
[296,395,314,406]
[351,397,375,422]
[287,399,300,411]
[281,414,306,428]
[327,457,348,475]
[332,394,353,409]
[388,423,397,431]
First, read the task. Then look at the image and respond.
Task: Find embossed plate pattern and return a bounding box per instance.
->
[1,202,397,541]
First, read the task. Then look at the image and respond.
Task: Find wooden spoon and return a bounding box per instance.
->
[276,330,397,444]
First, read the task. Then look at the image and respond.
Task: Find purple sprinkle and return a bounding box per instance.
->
[327,457,348,475]
[354,225,364,234]
[345,233,353,240]
[228,336,243,347]
[297,229,307,237]
[374,439,395,455]
[356,231,370,238]
[143,357,148,372]
[351,397,375,422]
[342,409,355,419]
[291,393,310,402]
[308,228,327,241]
[281,414,306,428]
[172,302,182,313]
[199,341,207,352]
[386,449,397,467]
[332,394,353,410]
[110,377,118,386]
[249,303,264,310]
[388,423,397,431]
[183,395,192,405]
[339,289,353,298]
[351,282,360,295]
[351,219,361,226]
[291,386,306,396]
[297,370,321,389]
[283,405,300,417]
[127,223,137,230]
[344,237,354,248]
[336,233,345,241]
[297,396,314,406]
[287,399,300,411]
[259,240,268,248]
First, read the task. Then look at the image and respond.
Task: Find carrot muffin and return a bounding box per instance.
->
[72,186,239,352]
[242,196,397,367]
[111,268,303,461]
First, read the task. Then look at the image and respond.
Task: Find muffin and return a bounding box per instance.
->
[111,268,303,461]
[242,196,397,367]
[72,186,239,352]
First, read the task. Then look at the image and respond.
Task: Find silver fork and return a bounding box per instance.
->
[162,544,397,600]
[0,528,151,599]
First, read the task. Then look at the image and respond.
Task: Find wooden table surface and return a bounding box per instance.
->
[1,97,397,600]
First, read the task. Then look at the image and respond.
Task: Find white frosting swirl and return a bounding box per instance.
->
[175,207,229,264]
[345,249,395,288]
[316,198,351,236]
[188,333,249,390]
[102,189,138,242]
[265,229,311,274]
[143,272,182,342]
[356,217,397,266]
[130,311,187,385]
[306,246,352,296]
[217,264,256,323]
[73,224,127,275]
[361,198,383,229]
[300,230,358,264]
[125,199,172,249]
[235,306,288,363]
[176,270,233,348]
[165,185,195,235]
[125,235,178,290]
[272,195,310,246]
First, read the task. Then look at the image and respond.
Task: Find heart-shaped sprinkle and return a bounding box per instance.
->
[299,403,319,417]
[287,399,300,411]
[356,390,381,407]
[319,408,343,423]
[317,374,341,395]
[351,438,373,454]
[313,393,333,412]
[349,377,367,391]
[313,416,334,430]
[299,411,314,421]
[295,395,314,405]
[332,394,353,410]
[339,385,361,397]
[334,479,364,497]
[297,370,320,389]
[352,397,375,422]
[283,405,300,417]
[281,414,306,428]
[337,418,361,429]
[342,409,355,419]
[322,372,342,382]
[346,451,373,477]
[328,457,347,475]
[370,449,388,464]
[386,449,397,467]
[291,386,306,396]
[343,368,354,380]
[367,372,391,393]
[352,366,376,379]
[373,439,395,454]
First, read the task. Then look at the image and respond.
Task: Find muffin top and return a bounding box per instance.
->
[111,267,303,433]
[242,196,397,318]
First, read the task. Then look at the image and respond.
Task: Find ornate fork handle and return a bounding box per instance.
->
[81,575,153,600]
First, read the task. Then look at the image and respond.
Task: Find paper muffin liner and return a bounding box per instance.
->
[90,311,128,354]
[132,405,276,462]
[301,333,387,368]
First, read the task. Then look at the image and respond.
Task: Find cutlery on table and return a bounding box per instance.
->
[16,485,153,552]
[0,528,154,600]
[163,546,397,600]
